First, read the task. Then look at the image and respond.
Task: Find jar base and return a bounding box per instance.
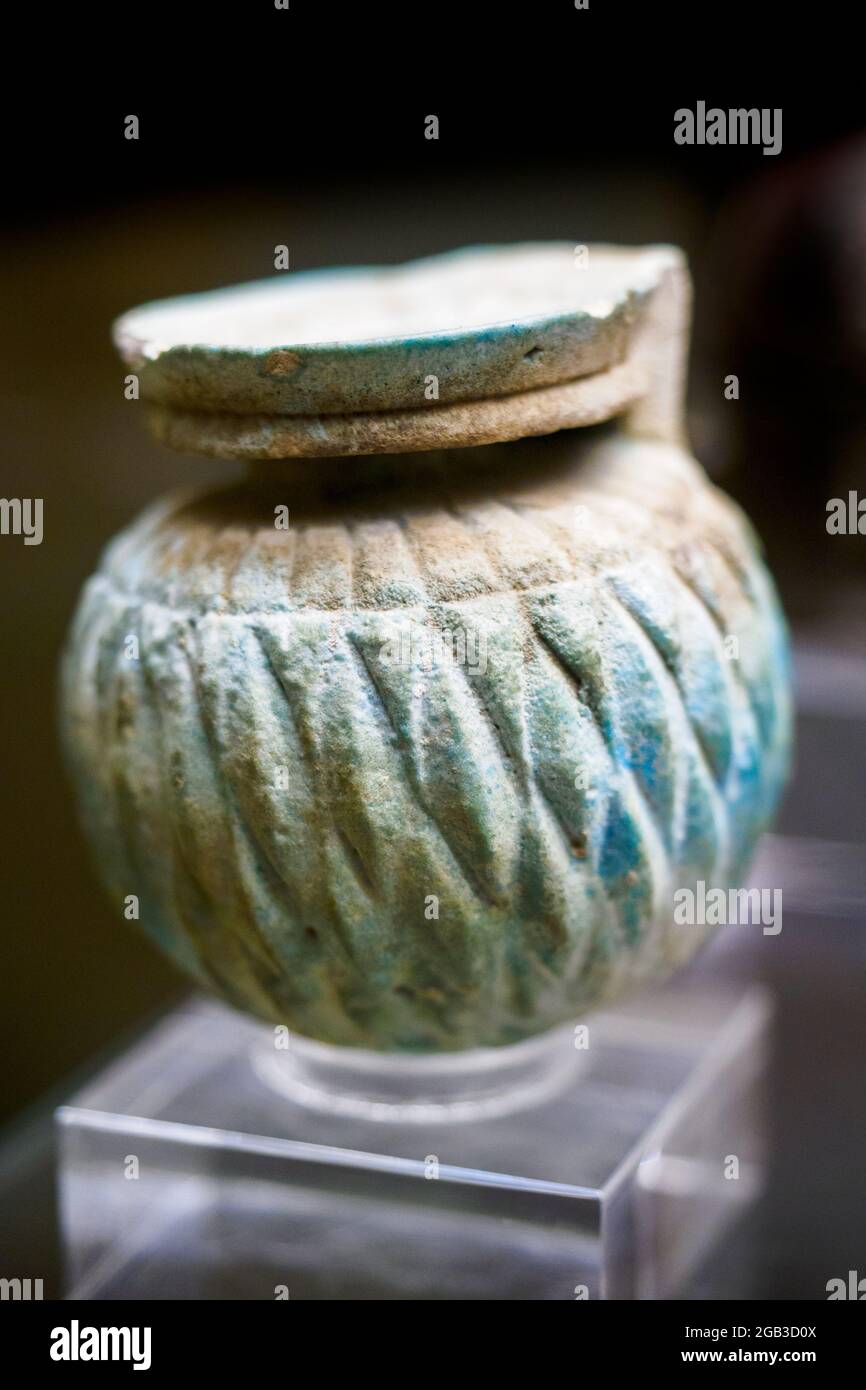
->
[252,1024,583,1124]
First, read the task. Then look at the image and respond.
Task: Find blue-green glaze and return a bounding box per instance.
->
[61,431,792,1050]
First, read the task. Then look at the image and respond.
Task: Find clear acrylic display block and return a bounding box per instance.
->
[57,981,769,1300]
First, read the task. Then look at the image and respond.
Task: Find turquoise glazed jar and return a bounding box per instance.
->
[62,245,791,1051]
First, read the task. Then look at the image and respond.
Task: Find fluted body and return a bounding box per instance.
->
[62,428,790,1049]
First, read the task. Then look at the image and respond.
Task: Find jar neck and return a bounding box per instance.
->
[241,420,622,507]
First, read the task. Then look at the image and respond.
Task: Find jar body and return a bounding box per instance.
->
[61,430,791,1050]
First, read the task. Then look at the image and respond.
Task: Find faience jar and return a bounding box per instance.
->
[62,245,791,1052]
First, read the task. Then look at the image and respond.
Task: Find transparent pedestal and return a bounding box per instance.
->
[57,981,769,1300]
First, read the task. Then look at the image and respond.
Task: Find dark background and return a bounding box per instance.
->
[1,7,864,1298]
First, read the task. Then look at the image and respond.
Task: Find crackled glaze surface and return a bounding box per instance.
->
[61,430,791,1049]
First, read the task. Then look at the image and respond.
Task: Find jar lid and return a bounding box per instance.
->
[114,242,685,459]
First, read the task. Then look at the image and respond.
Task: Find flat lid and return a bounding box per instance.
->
[114,242,681,421]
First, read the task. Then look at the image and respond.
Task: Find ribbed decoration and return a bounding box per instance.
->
[62,435,791,1049]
